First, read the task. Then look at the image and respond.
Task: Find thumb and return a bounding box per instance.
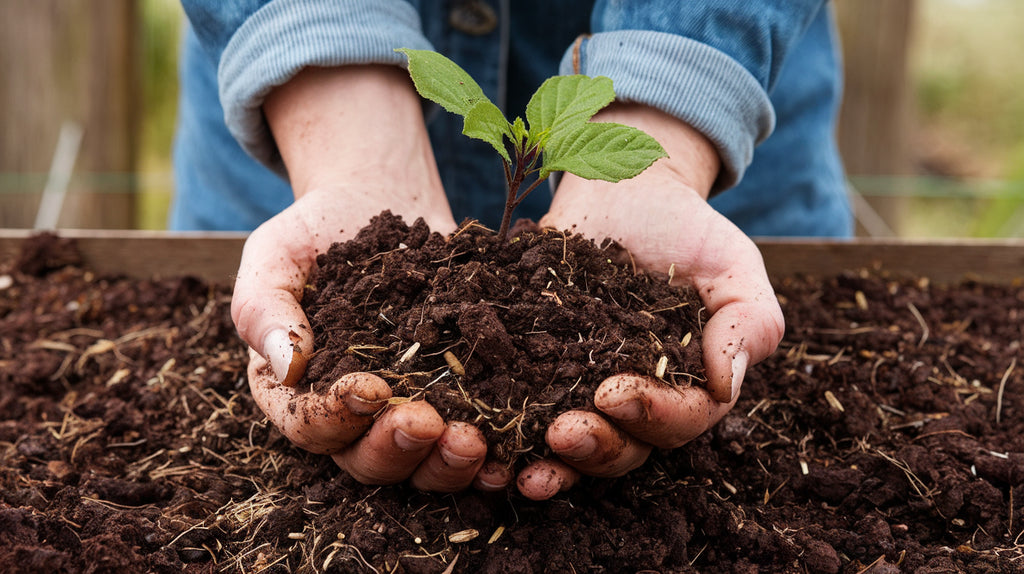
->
[231,214,317,386]
[691,235,784,403]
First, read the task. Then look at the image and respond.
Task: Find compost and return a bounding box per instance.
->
[1,229,1022,573]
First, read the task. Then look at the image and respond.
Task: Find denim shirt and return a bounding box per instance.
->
[173,0,852,237]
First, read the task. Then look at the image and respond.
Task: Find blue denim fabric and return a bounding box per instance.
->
[173,0,851,237]
[171,26,291,231]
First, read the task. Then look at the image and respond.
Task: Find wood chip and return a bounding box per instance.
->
[680,332,692,347]
[444,351,465,376]
[398,342,420,364]
[655,355,668,379]
[824,390,845,412]
[448,529,478,543]
[487,526,505,544]
[855,290,868,310]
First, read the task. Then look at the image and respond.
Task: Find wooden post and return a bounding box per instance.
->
[835,0,917,236]
[0,1,139,229]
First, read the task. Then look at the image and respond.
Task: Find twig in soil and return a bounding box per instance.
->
[873,448,943,516]
[906,302,929,348]
[70,429,104,463]
[910,429,975,442]
[746,398,770,417]
[1010,486,1015,540]
[996,357,1016,424]
[689,542,709,566]
[81,495,156,510]
[322,541,381,574]
[762,477,790,505]
[440,553,460,574]
[854,554,888,574]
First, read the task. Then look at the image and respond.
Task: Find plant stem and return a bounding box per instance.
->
[497,159,525,242]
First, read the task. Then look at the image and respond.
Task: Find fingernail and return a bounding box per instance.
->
[263,329,296,385]
[730,352,749,403]
[345,393,388,416]
[440,448,480,470]
[602,398,643,423]
[475,475,508,491]
[474,463,511,491]
[394,428,435,451]
[560,434,597,461]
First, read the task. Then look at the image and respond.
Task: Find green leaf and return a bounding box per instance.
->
[396,48,490,116]
[510,117,529,147]
[525,75,615,145]
[540,123,668,181]
[464,101,512,163]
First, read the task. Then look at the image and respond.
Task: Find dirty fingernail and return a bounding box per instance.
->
[730,352,749,403]
[474,462,511,491]
[263,329,296,385]
[602,398,643,423]
[346,393,388,416]
[440,448,480,470]
[394,428,435,451]
[559,434,597,461]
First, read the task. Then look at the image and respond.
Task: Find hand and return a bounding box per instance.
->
[517,104,785,500]
[231,65,512,492]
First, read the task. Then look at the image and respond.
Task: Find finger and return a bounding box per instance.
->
[231,211,317,385]
[409,422,487,493]
[545,411,652,477]
[687,230,785,403]
[595,373,735,449]
[516,459,581,501]
[473,461,513,492]
[332,400,444,485]
[248,349,391,454]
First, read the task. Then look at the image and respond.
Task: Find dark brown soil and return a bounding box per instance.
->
[1,230,1023,573]
[299,212,703,465]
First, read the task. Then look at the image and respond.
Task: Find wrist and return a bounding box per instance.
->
[587,103,720,199]
[264,65,445,202]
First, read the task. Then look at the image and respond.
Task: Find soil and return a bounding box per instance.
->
[299,212,703,466]
[1,230,1023,573]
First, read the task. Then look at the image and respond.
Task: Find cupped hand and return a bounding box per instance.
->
[236,188,513,492]
[231,64,513,493]
[517,104,785,500]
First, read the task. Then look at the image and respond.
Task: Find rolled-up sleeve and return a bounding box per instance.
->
[181,0,433,174]
[564,0,827,193]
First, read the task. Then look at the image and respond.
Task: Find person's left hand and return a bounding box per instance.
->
[516,104,785,500]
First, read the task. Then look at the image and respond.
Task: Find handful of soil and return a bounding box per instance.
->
[299,211,704,464]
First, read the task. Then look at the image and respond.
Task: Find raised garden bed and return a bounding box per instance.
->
[1,230,1023,573]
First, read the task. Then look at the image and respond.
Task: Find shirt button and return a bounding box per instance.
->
[449,0,498,36]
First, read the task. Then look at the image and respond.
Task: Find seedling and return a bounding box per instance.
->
[396,48,667,241]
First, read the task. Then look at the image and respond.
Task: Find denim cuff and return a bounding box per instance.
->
[218,0,432,175]
[560,30,775,194]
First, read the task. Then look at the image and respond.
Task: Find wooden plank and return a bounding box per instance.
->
[758,239,1024,285]
[0,230,247,285]
[2,232,1023,287]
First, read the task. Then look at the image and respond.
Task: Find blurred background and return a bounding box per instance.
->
[0,0,1022,237]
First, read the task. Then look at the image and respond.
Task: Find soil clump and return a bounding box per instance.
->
[299,212,703,465]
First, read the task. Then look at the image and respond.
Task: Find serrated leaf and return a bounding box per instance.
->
[396,48,490,116]
[511,117,528,145]
[464,101,512,163]
[540,122,667,181]
[525,75,615,144]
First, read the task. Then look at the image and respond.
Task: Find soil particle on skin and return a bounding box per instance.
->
[2,227,1024,573]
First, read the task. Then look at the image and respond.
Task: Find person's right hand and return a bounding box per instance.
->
[230,65,512,493]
